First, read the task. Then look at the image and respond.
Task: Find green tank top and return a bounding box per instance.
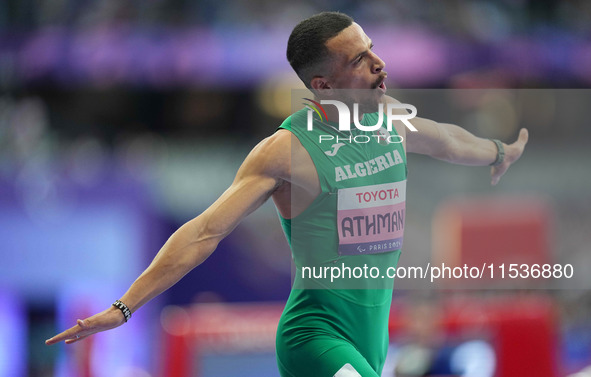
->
[278,108,407,305]
[275,108,408,374]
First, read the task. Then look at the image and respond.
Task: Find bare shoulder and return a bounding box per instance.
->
[239,129,295,181]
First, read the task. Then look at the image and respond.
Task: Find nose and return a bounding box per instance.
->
[370,51,385,74]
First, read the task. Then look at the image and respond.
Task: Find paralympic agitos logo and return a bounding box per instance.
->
[303,98,418,133]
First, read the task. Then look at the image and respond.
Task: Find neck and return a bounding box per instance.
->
[316,96,364,124]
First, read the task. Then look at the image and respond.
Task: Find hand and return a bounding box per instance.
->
[491,128,529,186]
[45,306,126,345]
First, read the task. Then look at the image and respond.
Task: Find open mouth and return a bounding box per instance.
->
[373,75,387,92]
[375,79,387,93]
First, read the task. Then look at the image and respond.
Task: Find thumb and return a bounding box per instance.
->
[77,319,89,329]
[517,128,529,145]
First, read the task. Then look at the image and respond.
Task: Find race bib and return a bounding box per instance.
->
[337,181,406,255]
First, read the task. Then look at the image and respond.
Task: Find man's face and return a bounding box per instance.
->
[322,23,387,110]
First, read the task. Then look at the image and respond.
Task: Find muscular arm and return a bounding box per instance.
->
[118,136,285,313]
[406,117,528,185]
[383,96,529,185]
[406,117,499,164]
[46,132,290,345]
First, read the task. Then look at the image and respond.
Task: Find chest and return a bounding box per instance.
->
[314,132,407,191]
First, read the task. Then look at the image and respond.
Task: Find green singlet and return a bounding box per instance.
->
[275,108,408,377]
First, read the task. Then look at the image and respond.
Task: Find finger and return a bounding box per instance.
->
[518,128,529,145]
[77,318,90,330]
[64,333,90,345]
[45,319,86,345]
[491,165,505,186]
[491,167,498,185]
[45,328,78,345]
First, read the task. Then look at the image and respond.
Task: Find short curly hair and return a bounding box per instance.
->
[287,12,354,88]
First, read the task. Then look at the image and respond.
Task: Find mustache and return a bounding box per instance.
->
[371,72,388,88]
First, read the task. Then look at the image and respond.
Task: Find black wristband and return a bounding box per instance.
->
[489,139,505,167]
[112,300,132,322]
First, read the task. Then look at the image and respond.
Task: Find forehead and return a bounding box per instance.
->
[325,23,370,62]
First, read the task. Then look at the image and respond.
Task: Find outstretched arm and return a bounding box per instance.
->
[46,133,289,345]
[406,117,529,185]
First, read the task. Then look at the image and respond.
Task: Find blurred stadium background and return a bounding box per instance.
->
[1,0,591,376]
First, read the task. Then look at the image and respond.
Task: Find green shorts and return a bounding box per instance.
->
[275,289,391,377]
[276,334,381,377]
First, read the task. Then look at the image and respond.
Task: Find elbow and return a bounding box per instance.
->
[170,218,225,267]
[193,217,229,255]
[177,236,220,271]
[187,214,226,244]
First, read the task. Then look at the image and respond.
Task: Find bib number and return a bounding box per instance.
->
[337,181,406,255]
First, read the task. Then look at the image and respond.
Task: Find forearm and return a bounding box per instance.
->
[437,122,499,166]
[118,218,219,313]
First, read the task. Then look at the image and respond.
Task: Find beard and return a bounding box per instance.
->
[356,93,383,113]
[338,89,384,114]
[339,73,387,113]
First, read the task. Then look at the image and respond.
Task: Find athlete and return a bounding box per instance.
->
[46,12,529,377]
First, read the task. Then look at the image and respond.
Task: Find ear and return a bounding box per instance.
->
[310,77,334,96]
[310,76,329,90]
